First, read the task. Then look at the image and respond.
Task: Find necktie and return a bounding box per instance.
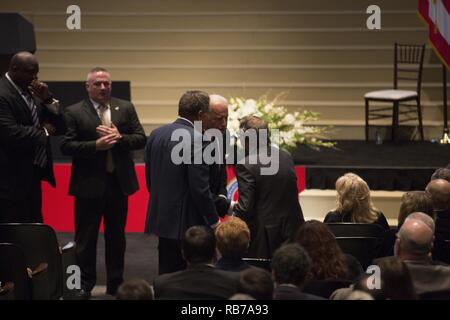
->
[99,104,115,173]
[24,93,47,168]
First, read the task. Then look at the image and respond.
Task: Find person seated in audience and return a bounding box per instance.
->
[323,173,390,230]
[215,217,252,272]
[295,220,363,282]
[153,226,239,300]
[394,212,450,295]
[431,168,450,182]
[236,268,274,300]
[374,256,417,300]
[379,191,434,257]
[272,243,324,300]
[426,179,450,263]
[116,278,154,300]
[332,257,417,300]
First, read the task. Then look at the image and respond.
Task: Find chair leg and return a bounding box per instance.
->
[365,99,369,141]
[392,101,399,142]
[417,97,424,141]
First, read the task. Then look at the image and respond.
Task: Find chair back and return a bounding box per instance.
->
[242,258,272,271]
[335,237,379,270]
[0,243,32,300]
[394,43,425,95]
[0,223,63,300]
[326,223,385,238]
[419,289,450,300]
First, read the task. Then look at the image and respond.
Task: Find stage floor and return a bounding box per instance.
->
[291,140,450,190]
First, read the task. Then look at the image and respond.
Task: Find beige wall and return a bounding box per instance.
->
[1,0,448,138]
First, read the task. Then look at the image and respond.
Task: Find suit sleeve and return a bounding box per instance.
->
[59,110,97,158]
[213,165,230,217]
[116,103,146,151]
[233,164,256,219]
[188,142,220,226]
[0,97,47,149]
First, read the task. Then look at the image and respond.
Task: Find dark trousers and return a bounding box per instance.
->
[0,169,42,223]
[158,237,186,275]
[74,173,127,294]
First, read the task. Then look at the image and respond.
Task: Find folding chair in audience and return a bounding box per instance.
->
[0,223,63,300]
[0,243,32,300]
[335,237,379,270]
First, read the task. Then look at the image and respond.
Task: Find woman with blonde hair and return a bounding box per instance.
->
[324,173,389,230]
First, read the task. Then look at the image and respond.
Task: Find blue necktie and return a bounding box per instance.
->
[24,93,47,168]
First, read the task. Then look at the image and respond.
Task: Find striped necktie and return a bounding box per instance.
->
[99,104,115,173]
[24,93,47,168]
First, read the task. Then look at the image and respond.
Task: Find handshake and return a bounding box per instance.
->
[95,124,122,151]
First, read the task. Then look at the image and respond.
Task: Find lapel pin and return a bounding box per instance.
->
[114,106,119,111]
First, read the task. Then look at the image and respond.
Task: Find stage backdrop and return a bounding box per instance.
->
[42,164,306,232]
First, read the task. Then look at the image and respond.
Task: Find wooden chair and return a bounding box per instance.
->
[364,43,425,141]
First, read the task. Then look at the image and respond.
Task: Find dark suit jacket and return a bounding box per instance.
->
[234,147,305,258]
[144,118,220,239]
[209,138,229,217]
[273,284,325,300]
[153,264,239,300]
[0,76,63,201]
[60,97,146,198]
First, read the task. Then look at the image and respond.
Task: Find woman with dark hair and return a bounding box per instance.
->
[295,220,362,281]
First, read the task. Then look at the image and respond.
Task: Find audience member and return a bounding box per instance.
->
[116,279,153,300]
[153,226,239,300]
[324,173,390,230]
[215,217,252,271]
[295,220,363,282]
[431,167,450,182]
[426,179,450,263]
[272,243,324,300]
[237,268,274,300]
[395,213,450,295]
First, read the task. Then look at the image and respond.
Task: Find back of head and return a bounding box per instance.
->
[396,214,434,260]
[398,191,434,228]
[295,220,348,280]
[116,279,153,300]
[335,172,378,223]
[239,115,270,152]
[178,90,210,121]
[345,290,375,300]
[375,256,417,300]
[237,268,274,300]
[182,225,216,264]
[271,243,312,288]
[426,179,450,211]
[431,168,450,182]
[215,217,250,259]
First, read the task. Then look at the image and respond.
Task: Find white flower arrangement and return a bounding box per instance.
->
[228,95,335,151]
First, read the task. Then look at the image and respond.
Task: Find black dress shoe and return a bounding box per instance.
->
[77,289,92,300]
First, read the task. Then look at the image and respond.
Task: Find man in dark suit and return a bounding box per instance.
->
[145,90,221,274]
[0,52,62,223]
[200,94,230,216]
[233,116,304,258]
[60,67,146,297]
[272,243,324,300]
[153,225,239,299]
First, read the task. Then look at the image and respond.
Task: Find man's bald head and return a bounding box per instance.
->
[8,51,39,90]
[396,216,434,260]
[426,179,450,211]
[200,94,228,133]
